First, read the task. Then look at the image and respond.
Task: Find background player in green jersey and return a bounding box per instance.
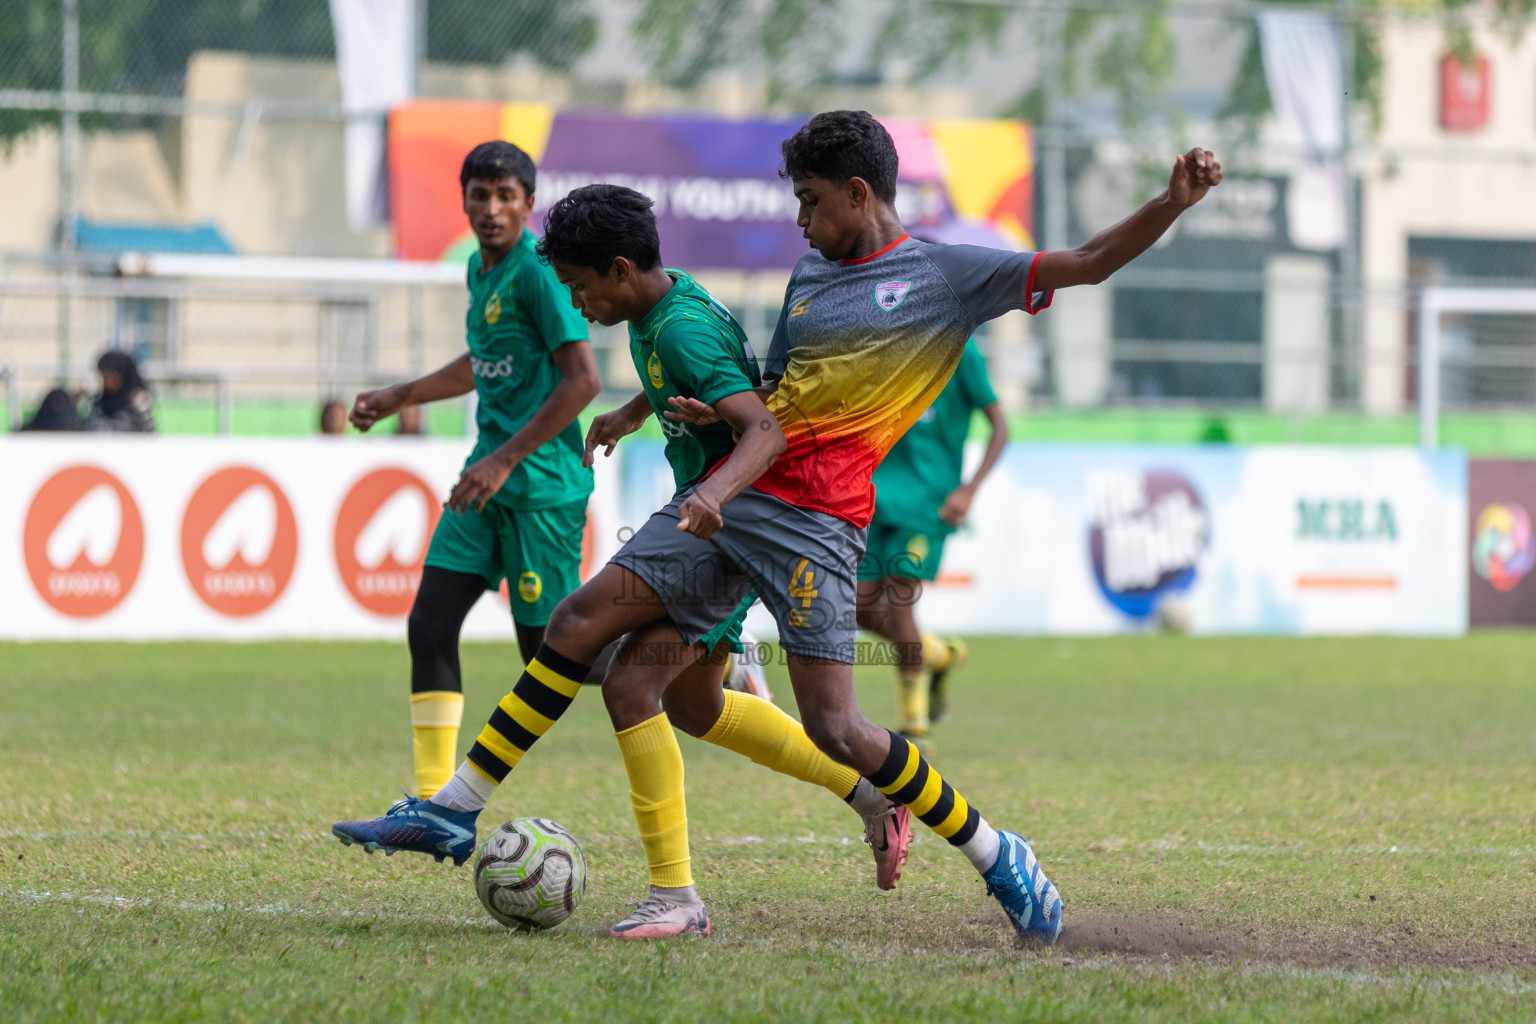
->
[856,337,1008,745]
[347,142,600,799]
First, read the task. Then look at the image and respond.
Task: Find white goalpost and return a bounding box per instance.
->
[1417,286,1536,450]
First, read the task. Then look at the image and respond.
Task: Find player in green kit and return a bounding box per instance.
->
[346,142,600,800]
[336,183,912,935]
[856,338,1008,744]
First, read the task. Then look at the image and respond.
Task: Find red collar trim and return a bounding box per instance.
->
[840,233,911,265]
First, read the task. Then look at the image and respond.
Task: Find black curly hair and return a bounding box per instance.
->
[535,184,662,274]
[459,141,537,198]
[779,110,899,203]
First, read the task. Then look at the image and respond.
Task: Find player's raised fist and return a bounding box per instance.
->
[1168,148,1221,209]
[349,386,405,432]
[676,488,724,540]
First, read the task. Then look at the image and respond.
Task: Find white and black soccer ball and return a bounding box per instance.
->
[473,817,587,930]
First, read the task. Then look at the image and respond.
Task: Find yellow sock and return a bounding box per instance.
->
[700,690,861,799]
[615,714,692,888]
[921,633,952,673]
[410,690,464,798]
[896,671,930,735]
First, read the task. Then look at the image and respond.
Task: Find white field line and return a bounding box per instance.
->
[4,886,500,928]
[2,830,1533,859]
[0,829,887,847]
[5,888,1535,996]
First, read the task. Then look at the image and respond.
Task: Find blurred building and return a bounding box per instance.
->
[0,4,1534,435]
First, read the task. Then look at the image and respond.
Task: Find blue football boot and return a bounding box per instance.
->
[332,794,479,866]
[983,829,1063,944]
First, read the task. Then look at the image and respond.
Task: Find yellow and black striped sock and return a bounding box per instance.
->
[867,728,1000,871]
[464,644,590,785]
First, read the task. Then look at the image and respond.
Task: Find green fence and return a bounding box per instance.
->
[9,397,1536,455]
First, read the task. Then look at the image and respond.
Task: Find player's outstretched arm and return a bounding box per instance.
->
[584,392,652,466]
[1033,148,1222,293]
[349,352,475,431]
[664,379,780,428]
[675,390,787,539]
[940,401,1008,528]
[447,341,602,513]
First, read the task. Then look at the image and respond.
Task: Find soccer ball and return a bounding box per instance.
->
[473,817,587,930]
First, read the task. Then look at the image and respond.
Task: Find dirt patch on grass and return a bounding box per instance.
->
[1054,914,1536,974]
[1057,915,1251,960]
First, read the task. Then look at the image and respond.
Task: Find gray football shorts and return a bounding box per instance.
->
[610,486,865,663]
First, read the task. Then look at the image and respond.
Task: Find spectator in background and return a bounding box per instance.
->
[84,350,156,433]
[320,399,348,435]
[20,387,84,431]
[396,404,425,436]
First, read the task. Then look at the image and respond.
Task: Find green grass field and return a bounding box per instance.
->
[3,637,1534,1022]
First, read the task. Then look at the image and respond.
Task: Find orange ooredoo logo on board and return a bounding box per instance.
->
[181,466,298,616]
[334,467,440,616]
[23,465,145,617]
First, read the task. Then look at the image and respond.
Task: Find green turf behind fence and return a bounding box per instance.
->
[8,396,1536,455]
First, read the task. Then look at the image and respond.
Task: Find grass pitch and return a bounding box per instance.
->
[2,635,1534,1022]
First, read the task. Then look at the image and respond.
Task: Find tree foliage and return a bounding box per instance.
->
[0,0,333,142]
[0,0,598,144]
[631,0,1535,143]
[426,0,596,71]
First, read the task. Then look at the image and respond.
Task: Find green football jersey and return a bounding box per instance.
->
[870,338,998,534]
[629,271,762,497]
[464,228,594,511]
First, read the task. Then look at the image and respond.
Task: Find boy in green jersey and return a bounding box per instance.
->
[347,142,600,799]
[855,338,1008,743]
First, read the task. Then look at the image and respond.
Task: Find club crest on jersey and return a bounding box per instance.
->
[517,571,542,603]
[874,280,912,312]
[647,351,664,389]
[484,293,502,324]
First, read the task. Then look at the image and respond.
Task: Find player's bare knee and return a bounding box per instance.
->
[600,671,655,726]
[545,593,595,647]
[802,712,859,765]
[659,688,714,737]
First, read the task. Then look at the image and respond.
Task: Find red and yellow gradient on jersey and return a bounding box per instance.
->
[759,340,964,526]
[749,236,1050,527]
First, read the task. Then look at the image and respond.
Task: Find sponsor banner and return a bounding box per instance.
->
[0,437,622,640]
[747,444,1467,638]
[1467,459,1536,625]
[388,103,1036,268]
[1,439,1466,639]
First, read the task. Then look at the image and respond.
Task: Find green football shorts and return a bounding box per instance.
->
[424,497,588,627]
[698,593,756,655]
[856,522,948,582]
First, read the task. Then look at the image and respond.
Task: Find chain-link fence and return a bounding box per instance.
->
[3,0,1536,436]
